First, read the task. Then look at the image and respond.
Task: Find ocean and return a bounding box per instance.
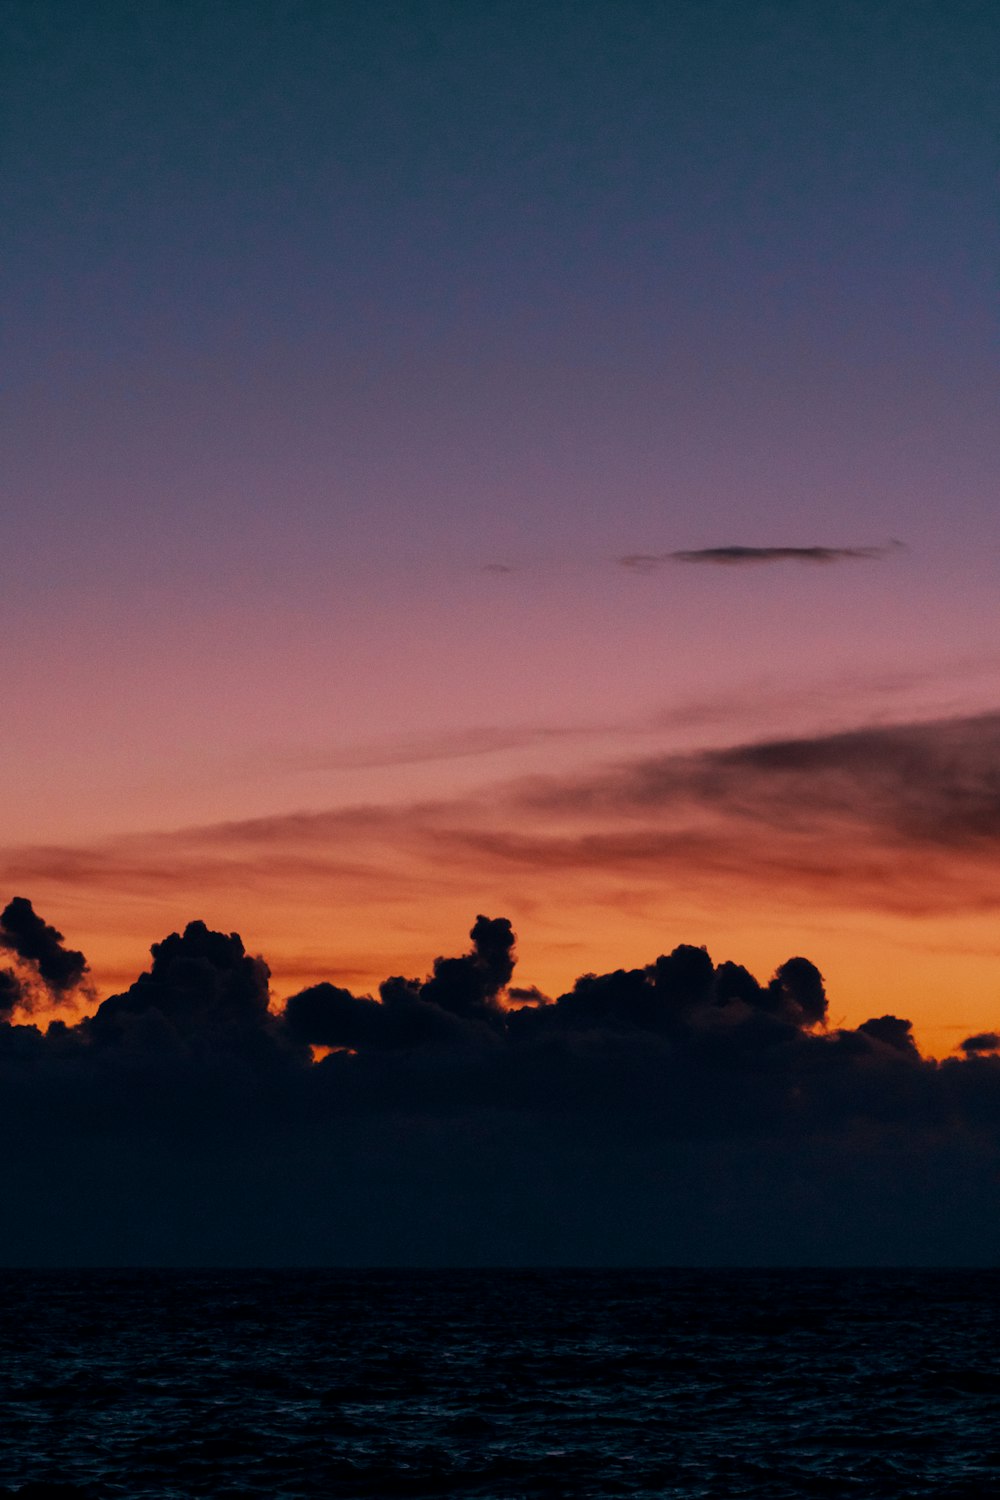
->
[1,1269,998,1498]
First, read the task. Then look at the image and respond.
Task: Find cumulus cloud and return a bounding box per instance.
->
[0,896,88,1008]
[83,918,272,1053]
[0,901,997,1264]
[621,542,903,570]
[284,914,514,1051]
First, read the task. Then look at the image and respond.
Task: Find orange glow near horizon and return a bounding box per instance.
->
[6,700,1000,1060]
[10,837,1000,1060]
[5,0,1000,1146]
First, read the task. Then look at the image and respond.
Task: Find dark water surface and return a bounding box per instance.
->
[0,1270,998,1498]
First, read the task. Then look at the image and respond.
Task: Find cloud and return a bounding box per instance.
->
[293,722,588,771]
[961,1032,1000,1055]
[507,984,551,1008]
[620,542,904,571]
[527,711,1000,845]
[283,913,514,1049]
[0,896,88,1005]
[474,711,1000,917]
[857,1014,919,1054]
[84,918,272,1054]
[0,902,996,1264]
[0,968,25,1020]
[6,710,1000,1031]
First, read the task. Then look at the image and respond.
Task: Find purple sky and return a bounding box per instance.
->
[3,0,999,1048]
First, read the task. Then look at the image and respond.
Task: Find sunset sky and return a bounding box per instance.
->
[5,0,999,1055]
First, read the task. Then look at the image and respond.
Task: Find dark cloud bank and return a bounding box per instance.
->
[1,900,998,1267]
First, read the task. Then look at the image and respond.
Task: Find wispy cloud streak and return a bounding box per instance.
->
[5,714,1000,935]
[621,542,904,571]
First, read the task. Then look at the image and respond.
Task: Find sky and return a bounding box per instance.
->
[1,2,999,1260]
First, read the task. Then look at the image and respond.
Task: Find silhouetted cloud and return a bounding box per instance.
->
[284,916,514,1050]
[858,1015,919,1054]
[83,919,272,1054]
[6,713,1000,1034]
[620,542,903,571]
[961,1031,1000,1055]
[0,968,24,1020]
[771,957,827,1025]
[507,984,551,1008]
[0,896,88,996]
[0,901,996,1264]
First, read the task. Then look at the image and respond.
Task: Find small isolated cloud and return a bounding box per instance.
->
[960,1031,1000,1054]
[621,542,904,571]
[482,562,515,575]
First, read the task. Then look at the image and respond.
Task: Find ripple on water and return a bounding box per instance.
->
[0,1269,997,1498]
